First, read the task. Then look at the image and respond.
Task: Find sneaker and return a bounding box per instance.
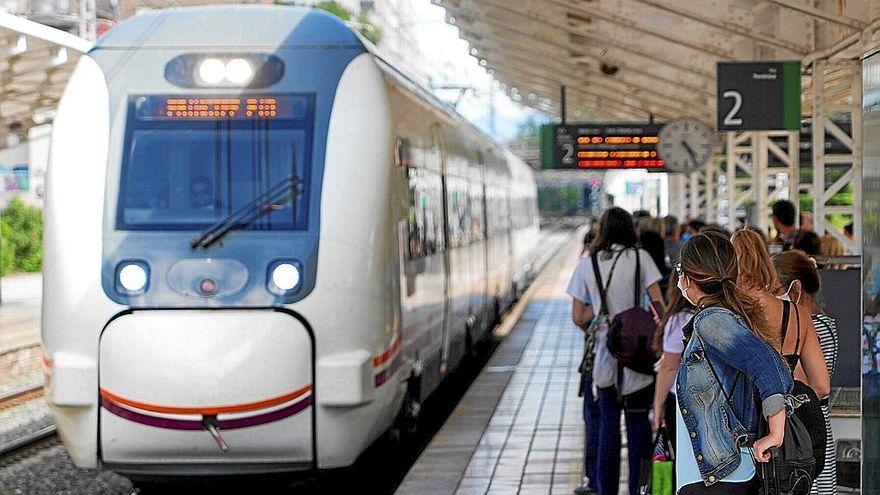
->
[573,484,598,495]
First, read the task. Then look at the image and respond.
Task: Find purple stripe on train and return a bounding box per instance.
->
[374,354,402,387]
[101,395,312,431]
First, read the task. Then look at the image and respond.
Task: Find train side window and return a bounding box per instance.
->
[407,167,444,259]
[470,184,485,241]
[395,137,411,168]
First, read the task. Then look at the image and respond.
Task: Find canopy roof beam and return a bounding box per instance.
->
[445,0,716,82]
[628,0,809,54]
[765,0,867,30]
[448,7,715,100]
[464,27,713,108]
[548,0,736,60]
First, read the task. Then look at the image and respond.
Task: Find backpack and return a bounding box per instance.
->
[756,398,816,495]
[592,248,658,375]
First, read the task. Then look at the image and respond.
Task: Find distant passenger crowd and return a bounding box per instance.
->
[567,200,841,495]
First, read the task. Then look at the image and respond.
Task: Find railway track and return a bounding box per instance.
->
[0,384,58,459]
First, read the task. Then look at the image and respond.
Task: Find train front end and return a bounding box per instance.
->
[42,7,388,475]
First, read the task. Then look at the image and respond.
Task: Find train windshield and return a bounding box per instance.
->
[117,94,313,231]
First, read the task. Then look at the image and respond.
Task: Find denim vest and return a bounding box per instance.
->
[676,306,793,485]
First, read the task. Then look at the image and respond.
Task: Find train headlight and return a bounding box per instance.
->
[268,260,302,295]
[115,261,150,295]
[197,58,226,85]
[165,54,285,89]
[225,58,254,85]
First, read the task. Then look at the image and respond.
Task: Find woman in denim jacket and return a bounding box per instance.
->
[675,232,794,494]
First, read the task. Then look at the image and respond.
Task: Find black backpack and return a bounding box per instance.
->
[755,398,816,495]
[592,248,658,375]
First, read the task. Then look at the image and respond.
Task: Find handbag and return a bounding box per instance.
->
[594,248,658,375]
[637,426,675,495]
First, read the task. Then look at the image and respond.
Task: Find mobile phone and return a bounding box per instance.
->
[649,300,665,321]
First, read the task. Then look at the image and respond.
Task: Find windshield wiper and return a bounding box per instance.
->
[190,175,301,250]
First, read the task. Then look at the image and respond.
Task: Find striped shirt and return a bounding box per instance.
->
[811,313,838,495]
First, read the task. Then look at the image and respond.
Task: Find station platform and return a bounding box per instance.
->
[0,273,42,382]
[396,234,628,495]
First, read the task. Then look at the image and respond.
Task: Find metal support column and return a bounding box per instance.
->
[811,60,862,253]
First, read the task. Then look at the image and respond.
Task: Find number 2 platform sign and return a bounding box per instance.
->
[716,61,801,131]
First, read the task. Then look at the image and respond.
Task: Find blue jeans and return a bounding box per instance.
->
[596,385,653,495]
[582,378,599,491]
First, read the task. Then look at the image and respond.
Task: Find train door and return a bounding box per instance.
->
[470,153,488,339]
[433,123,453,374]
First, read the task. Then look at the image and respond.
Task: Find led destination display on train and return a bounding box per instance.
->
[541,123,665,170]
[134,95,308,121]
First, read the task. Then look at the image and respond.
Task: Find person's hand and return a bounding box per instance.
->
[652,403,665,430]
[752,432,784,462]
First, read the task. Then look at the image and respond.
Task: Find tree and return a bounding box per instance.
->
[310,1,382,45]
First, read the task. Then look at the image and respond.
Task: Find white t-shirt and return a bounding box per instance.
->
[567,245,662,394]
[662,311,693,394]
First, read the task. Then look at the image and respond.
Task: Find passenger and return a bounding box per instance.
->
[674,231,793,495]
[652,271,696,446]
[680,220,705,243]
[820,234,845,259]
[731,229,830,400]
[663,215,682,263]
[567,207,664,495]
[770,199,799,251]
[698,224,732,239]
[794,230,822,255]
[773,250,839,495]
[639,230,671,298]
[801,211,815,232]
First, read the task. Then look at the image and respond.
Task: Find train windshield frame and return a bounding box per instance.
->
[116,94,314,232]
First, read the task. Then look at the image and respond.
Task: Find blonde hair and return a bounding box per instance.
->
[820,234,845,258]
[681,231,778,347]
[731,228,781,293]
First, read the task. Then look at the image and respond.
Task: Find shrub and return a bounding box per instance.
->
[0,198,43,275]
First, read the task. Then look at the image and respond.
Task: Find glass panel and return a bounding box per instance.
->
[117,95,312,231]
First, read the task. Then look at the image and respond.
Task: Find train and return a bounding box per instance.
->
[41,5,539,476]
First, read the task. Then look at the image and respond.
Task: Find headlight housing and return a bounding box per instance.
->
[267,260,303,295]
[115,260,150,295]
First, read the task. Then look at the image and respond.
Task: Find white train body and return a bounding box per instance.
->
[42,6,538,475]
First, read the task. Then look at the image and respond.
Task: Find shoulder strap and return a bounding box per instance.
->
[695,333,734,405]
[780,300,791,349]
[793,304,802,355]
[591,253,609,317]
[633,247,642,307]
[591,250,624,317]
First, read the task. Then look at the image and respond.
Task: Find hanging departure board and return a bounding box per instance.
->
[540,123,665,170]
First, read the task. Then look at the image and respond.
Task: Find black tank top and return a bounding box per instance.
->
[780,299,802,370]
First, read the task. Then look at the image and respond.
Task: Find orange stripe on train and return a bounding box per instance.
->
[99,384,312,416]
[373,335,402,367]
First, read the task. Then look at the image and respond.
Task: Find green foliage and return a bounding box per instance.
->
[313,1,351,20]
[538,186,581,216]
[312,1,382,45]
[0,198,43,275]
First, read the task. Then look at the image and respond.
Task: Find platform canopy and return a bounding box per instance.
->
[0,11,91,149]
[434,0,880,122]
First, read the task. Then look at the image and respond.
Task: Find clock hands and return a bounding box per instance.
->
[681,140,699,168]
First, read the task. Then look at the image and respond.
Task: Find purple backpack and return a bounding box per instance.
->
[592,249,658,375]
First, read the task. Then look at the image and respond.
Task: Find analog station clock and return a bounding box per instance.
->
[658,118,716,173]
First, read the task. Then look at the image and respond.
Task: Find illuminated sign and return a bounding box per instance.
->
[540,123,664,170]
[134,95,307,121]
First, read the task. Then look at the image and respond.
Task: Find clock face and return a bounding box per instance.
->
[658,119,716,173]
